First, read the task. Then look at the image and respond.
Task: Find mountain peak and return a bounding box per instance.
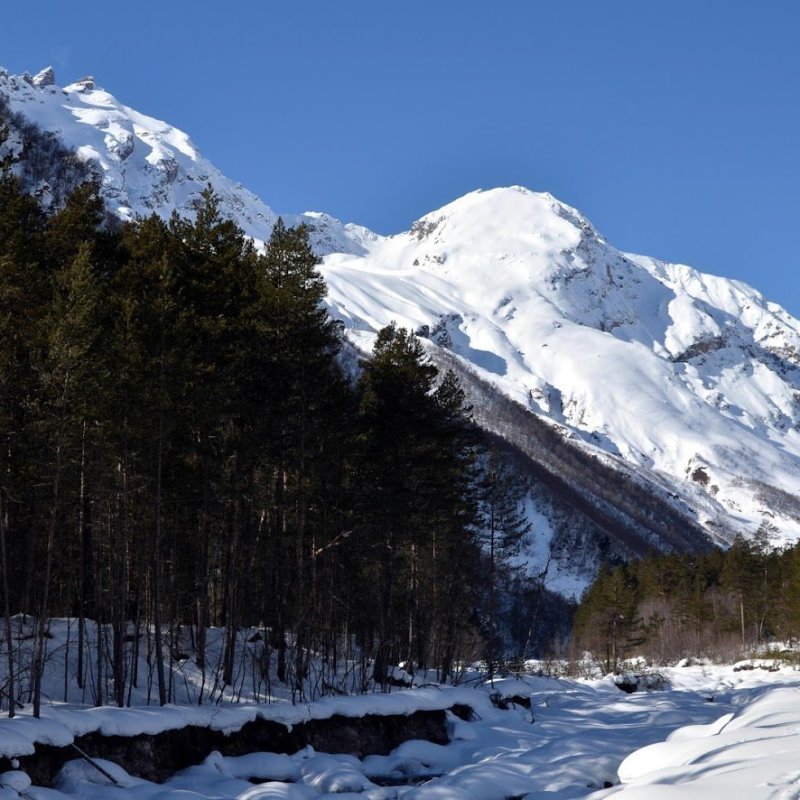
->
[0,66,375,258]
[32,66,55,87]
[64,75,96,92]
[323,185,800,550]
[403,184,601,264]
[417,185,597,232]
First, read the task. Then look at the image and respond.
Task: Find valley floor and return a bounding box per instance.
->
[3,663,800,799]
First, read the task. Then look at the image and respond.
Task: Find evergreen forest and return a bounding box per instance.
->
[4,127,790,720]
[573,528,800,672]
[0,168,560,715]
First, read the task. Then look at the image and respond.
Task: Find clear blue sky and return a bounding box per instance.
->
[3,1,800,313]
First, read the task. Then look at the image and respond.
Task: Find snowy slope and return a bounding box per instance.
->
[4,67,800,579]
[321,187,800,550]
[0,67,373,255]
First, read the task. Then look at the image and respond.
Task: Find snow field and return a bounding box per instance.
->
[322,187,800,549]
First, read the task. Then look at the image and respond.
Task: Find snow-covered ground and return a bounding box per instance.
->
[4,663,800,799]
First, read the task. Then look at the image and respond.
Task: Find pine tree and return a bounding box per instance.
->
[33,242,103,715]
[720,536,759,649]
[574,563,642,673]
[354,327,482,678]
[476,447,532,678]
[256,217,348,693]
[0,175,50,714]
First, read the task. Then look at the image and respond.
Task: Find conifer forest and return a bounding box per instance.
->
[0,171,562,714]
[572,530,800,672]
[4,121,800,725]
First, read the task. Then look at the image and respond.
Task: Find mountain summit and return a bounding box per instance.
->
[3,68,800,592]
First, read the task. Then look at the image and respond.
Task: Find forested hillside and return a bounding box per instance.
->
[8,66,800,604]
[0,157,572,713]
[573,528,800,671]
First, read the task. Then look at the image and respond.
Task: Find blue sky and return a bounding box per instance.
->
[3,1,800,313]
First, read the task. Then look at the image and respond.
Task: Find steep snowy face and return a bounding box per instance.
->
[0,67,367,255]
[322,187,800,543]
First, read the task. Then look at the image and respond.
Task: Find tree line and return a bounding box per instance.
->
[0,164,541,713]
[572,525,800,671]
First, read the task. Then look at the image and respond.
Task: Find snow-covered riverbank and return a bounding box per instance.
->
[3,662,800,798]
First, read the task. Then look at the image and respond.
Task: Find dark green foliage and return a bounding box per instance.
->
[573,563,643,672]
[0,184,534,709]
[574,533,800,667]
[475,448,532,677]
[353,327,484,680]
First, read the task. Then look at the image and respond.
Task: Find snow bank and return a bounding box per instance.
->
[3,665,800,799]
[0,687,495,759]
[598,685,800,799]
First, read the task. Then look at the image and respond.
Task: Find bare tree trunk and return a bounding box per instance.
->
[127,593,142,706]
[740,594,746,649]
[222,459,241,687]
[95,535,103,707]
[152,409,167,706]
[167,530,178,704]
[112,425,129,707]
[33,399,66,718]
[0,491,16,717]
[195,488,209,674]
[152,320,169,707]
[76,421,88,691]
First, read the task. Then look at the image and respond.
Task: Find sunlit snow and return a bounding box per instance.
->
[4,663,800,799]
[321,187,800,550]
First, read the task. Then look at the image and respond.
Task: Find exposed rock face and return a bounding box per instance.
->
[32,67,55,87]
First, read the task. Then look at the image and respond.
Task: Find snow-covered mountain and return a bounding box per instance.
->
[0,67,373,255]
[4,67,800,595]
[323,188,800,540]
